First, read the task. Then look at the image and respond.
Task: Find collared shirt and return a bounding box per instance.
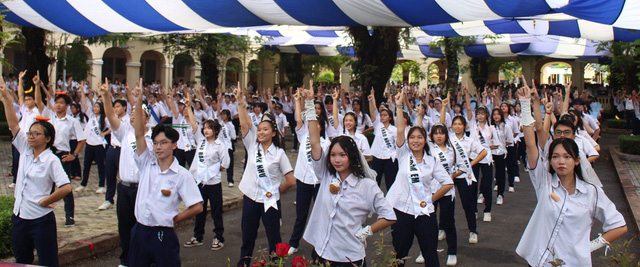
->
[294,121,331,185]
[134,148,203,227]
[194,109,208,124]
[148,102,167,126]
[42,108,87,152]
[18,104,40,131]
[303,148,396,263]
[354,111,372,134]
[84,114,108,146]
[387,142,452,215]
[337,130,372,157]
[429,142,460,197]
[189,134,230,185]
[113,122,153,183]
[450,132,486,178]
[173,115,196,151]
[216,119,236,151]
[221,101,238,117]
[516,154,626,267]
[106,114,130,147]
[506,115,520,144]
[625,98,634,110]
[491,123,513,156]
[582,114,600,131]
[275,112,289,135]
[428,107,452,129]
[239,125,293,202]
[370,116,397,160]
[12,129,70,219]
[469,121,495,164]
[325,113,342,139]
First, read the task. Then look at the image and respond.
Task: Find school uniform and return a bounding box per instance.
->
[450,133,485,234]
[288,121,331,249]
[505,115,520,187]
[492,122,513,198]
[129,145,203,267]
[303,143,396,265]
[217,119,237,184]
[430,142,462,257]
[80,114,108,188]
[275,112,289,147]
[370,113,398,191]
[337,129,372,158]
[237,124,294,267]
[354,111,372,134]
[11,129,70,267]
[325,112,342,139]
[173,114,196,168]
[516,153,625,266]
[469,121,496,213]
[148,102,168,126]
[105,114,129,205]
[387,142,452,267]
[13,104,40,182]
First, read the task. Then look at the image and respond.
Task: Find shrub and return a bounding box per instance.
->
[0,196,14,258]
[619,135,640,155]
[600,112,615,120]
[364,131,374,146]
[607,119,627,129]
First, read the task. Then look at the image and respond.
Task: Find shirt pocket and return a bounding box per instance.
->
[158,180,177,205]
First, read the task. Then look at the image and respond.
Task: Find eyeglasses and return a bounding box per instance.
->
[554,130,573,136]
[152,140,172,147]
[26,132,44,138]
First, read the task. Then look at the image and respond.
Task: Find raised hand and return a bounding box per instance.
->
[368,88,375,102]
[293,88,301,101]
[517,85,531,101]
[545,102,553,113]
[32,71,40,85]
[18,70,26,81]
[332,88,339,100]
[394,89,403,105]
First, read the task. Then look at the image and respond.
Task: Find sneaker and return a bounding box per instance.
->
[184,237,203,247]
[65,217,75,227]
[493,185,498,191]
[514,176,520,183]
[508,186,515,193]
[290,148,297,153]
[477,194,484,204]
[118,265,127,267]
[438,230,446,241]
[211,238,224,251]
[446,255,457,266]
[483,213,492,222]
[415,253,425,263]
[75,185,86,192]
[8,183,15,188]
[95,187,106,194]
[98,201,113,210]
[496,195,504,205]
[524,167,529,173]
[228,182,234,188]
[287,246,298,256]
[469,233,478,244]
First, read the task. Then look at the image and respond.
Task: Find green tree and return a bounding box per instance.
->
[400,61,425,82]
[469,57,489,89]
[278,53,347,88]
[316,69,335,83]
[390,64,403,82]
[21,27,51,90]
[597,40,640,92]
[430,36,476,93]
[62,43,90,81]
[499,61,522,83]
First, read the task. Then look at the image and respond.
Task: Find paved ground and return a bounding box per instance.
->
[2,133,639,266]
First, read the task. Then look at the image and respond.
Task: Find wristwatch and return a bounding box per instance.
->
[72,152,78,157]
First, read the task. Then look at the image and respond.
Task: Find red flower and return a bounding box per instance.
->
[251,260,266,267]
[291,256,308,267]
[275,243,291,257]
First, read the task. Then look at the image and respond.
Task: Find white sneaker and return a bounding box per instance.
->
[8,183,15,188]
[95,187,106,194]
[496,195,504,205]
[477,194,484,204]
[514,176,520,183]
[446,255,457,266]
[75,185,86,192]
[438,230,446,241]
[98,201,113,210]
[469,233,478,244]
[415,253,425,263]
[524,167,529,173]
[287,247,298,256]
[118,265,127,267]
[228,182,234,188]
[508,186,515,193]
[493,185,498,191]
[483,212,492,222]
[290,148,297,153]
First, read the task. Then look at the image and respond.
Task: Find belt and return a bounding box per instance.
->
[120,181,138,188]
[111,145,121,149]
[55,151,70,156]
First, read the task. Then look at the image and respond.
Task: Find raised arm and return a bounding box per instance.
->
[99,79,121,131]
[440,92,450,125]
[540,101,554,149]
[305,87,323,160]
[184,93,198,134]
[17,70,26,106]
[32,72,46,113]
[331,88,339,129]
[464,86,473,122]
[561,82,572,114]
[368,88,377,122]
[0,78,20,136]
[517,84,539,169]
[133,80,147,156]
[294,89,303,130]
[395,90,406,147]
[235,83,252,138]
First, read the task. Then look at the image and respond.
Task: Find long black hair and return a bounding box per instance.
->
[342,111,357,135]
[547,138,584,181]
[259,112,282,148]
[326,135,366,178]
[314,100,329,125]
[94,101,107,132]
[71,102,88,125]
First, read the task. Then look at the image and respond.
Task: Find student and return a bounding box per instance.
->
[2,80,72,267]
[69,102,87,180]
[234,86,296,267]
[388,90,453,267]
[490,108,513,206]
[76,93,110,197]
[516,83,627,267]
[169,98,197,168]
[216,102,237,187]
[303,87,395,266]
[287,88,331,256]
[368,89,398,191]
[469,105,497,222]
[129,91,203,266]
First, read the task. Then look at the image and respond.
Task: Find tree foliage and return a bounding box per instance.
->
[21,27,51,90]
[499,61,522,83]
[278,53,347,87]
[597,40,640,92]
[430,36,476,92]
[316,69,335,83]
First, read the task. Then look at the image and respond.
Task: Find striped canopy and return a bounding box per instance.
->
[2,0,639,59]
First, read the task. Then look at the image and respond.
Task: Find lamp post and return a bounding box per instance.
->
[61,44,71,91]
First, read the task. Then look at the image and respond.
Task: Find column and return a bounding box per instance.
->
[190,65,202,87]
[218,67,226,90]
[241,68,249,89]
[520,58,535,83]
[571,62,585,93]
[86,59,103,91]
[459,57,473,92]
[125,62,141,88]
[340,65,351,90]
[161,64,173,90]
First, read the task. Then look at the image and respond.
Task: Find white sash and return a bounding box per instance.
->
[91,117,107,146]
[433,145,452,175]
[452,138,477,185]
[408,153,430,218]
[380,125,393,150]
[305,136,318,184]
[328,115,335,129]
[221,124,229,140]
[255,145,278,211]
[195,140,221,184]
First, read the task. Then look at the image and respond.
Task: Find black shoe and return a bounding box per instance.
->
[65,217,75,227]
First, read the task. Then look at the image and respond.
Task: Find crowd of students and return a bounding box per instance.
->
[0,71,629,267]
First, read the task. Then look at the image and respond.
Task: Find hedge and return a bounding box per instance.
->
[607,119,627,129]
[600,112,615,120]
[0,196,14,258]
[619,135,640,155]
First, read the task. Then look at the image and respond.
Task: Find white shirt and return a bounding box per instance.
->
[84,114,108,146]
[221,101,238,117]
[194,109,208,124]
[625,98,634,110]
[450,132,487,178]
[148,102,167,126]
[491,123,513,156]
[370,116,397,160]
[275,112,289,136]
[174,115,196,151]
[428,107,452,129]
[294,121,331,185]
[12,130,70,219]
[430,143,459,197]
[106,114,130,147]
[217,119,237,151]
[189,134,230,185]
[43,108,87,152]
[239,125,293,202]
[19,105,40,131]
[134,149,203,228]
[113,122,153,183]
[582,114,600,131]
[387,142,452,215]
[338,131,372,157]
[469,121,495,164]
[354,111,372,134]
[303,148,396,263]
[516,153,626,267]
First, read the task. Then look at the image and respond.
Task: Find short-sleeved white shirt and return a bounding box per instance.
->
[469,121,494,164]
[148,102,167,126]
[84,114,108,146]
[354,111,372,134]
[173,115,196,151]
[18,105,40,131]
[370,116,397,160]
[43,108,87,152]
[450,132,487,178]
[106,114,129,147]
[216,119,236,150]
[134,149,203,227]
[12,130,70,219]
[113,122,153,183]
[294,121,331,185]
[189,134,230,185]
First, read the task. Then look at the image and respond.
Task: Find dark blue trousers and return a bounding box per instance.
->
[174,148,195,168]
[237,196,282,267]
[11,143,19,182]
[55,153,75,219]
[12,212,59,267]
[506,146,518,187]
[453,179,477,234]
[392,209,439,267]
[105,146,121,204]
[311,249,366,267]
[473,163,493,213]
[493,154,507,197]
[435,195,457,255]
[227,147,235,184]
[129,223,180,267]
[81,144,106,187]
[371,157,399,191]
[193,183,224,243]
[289,180,319,248]
[69,139,82,177]
[117,182,138,266]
